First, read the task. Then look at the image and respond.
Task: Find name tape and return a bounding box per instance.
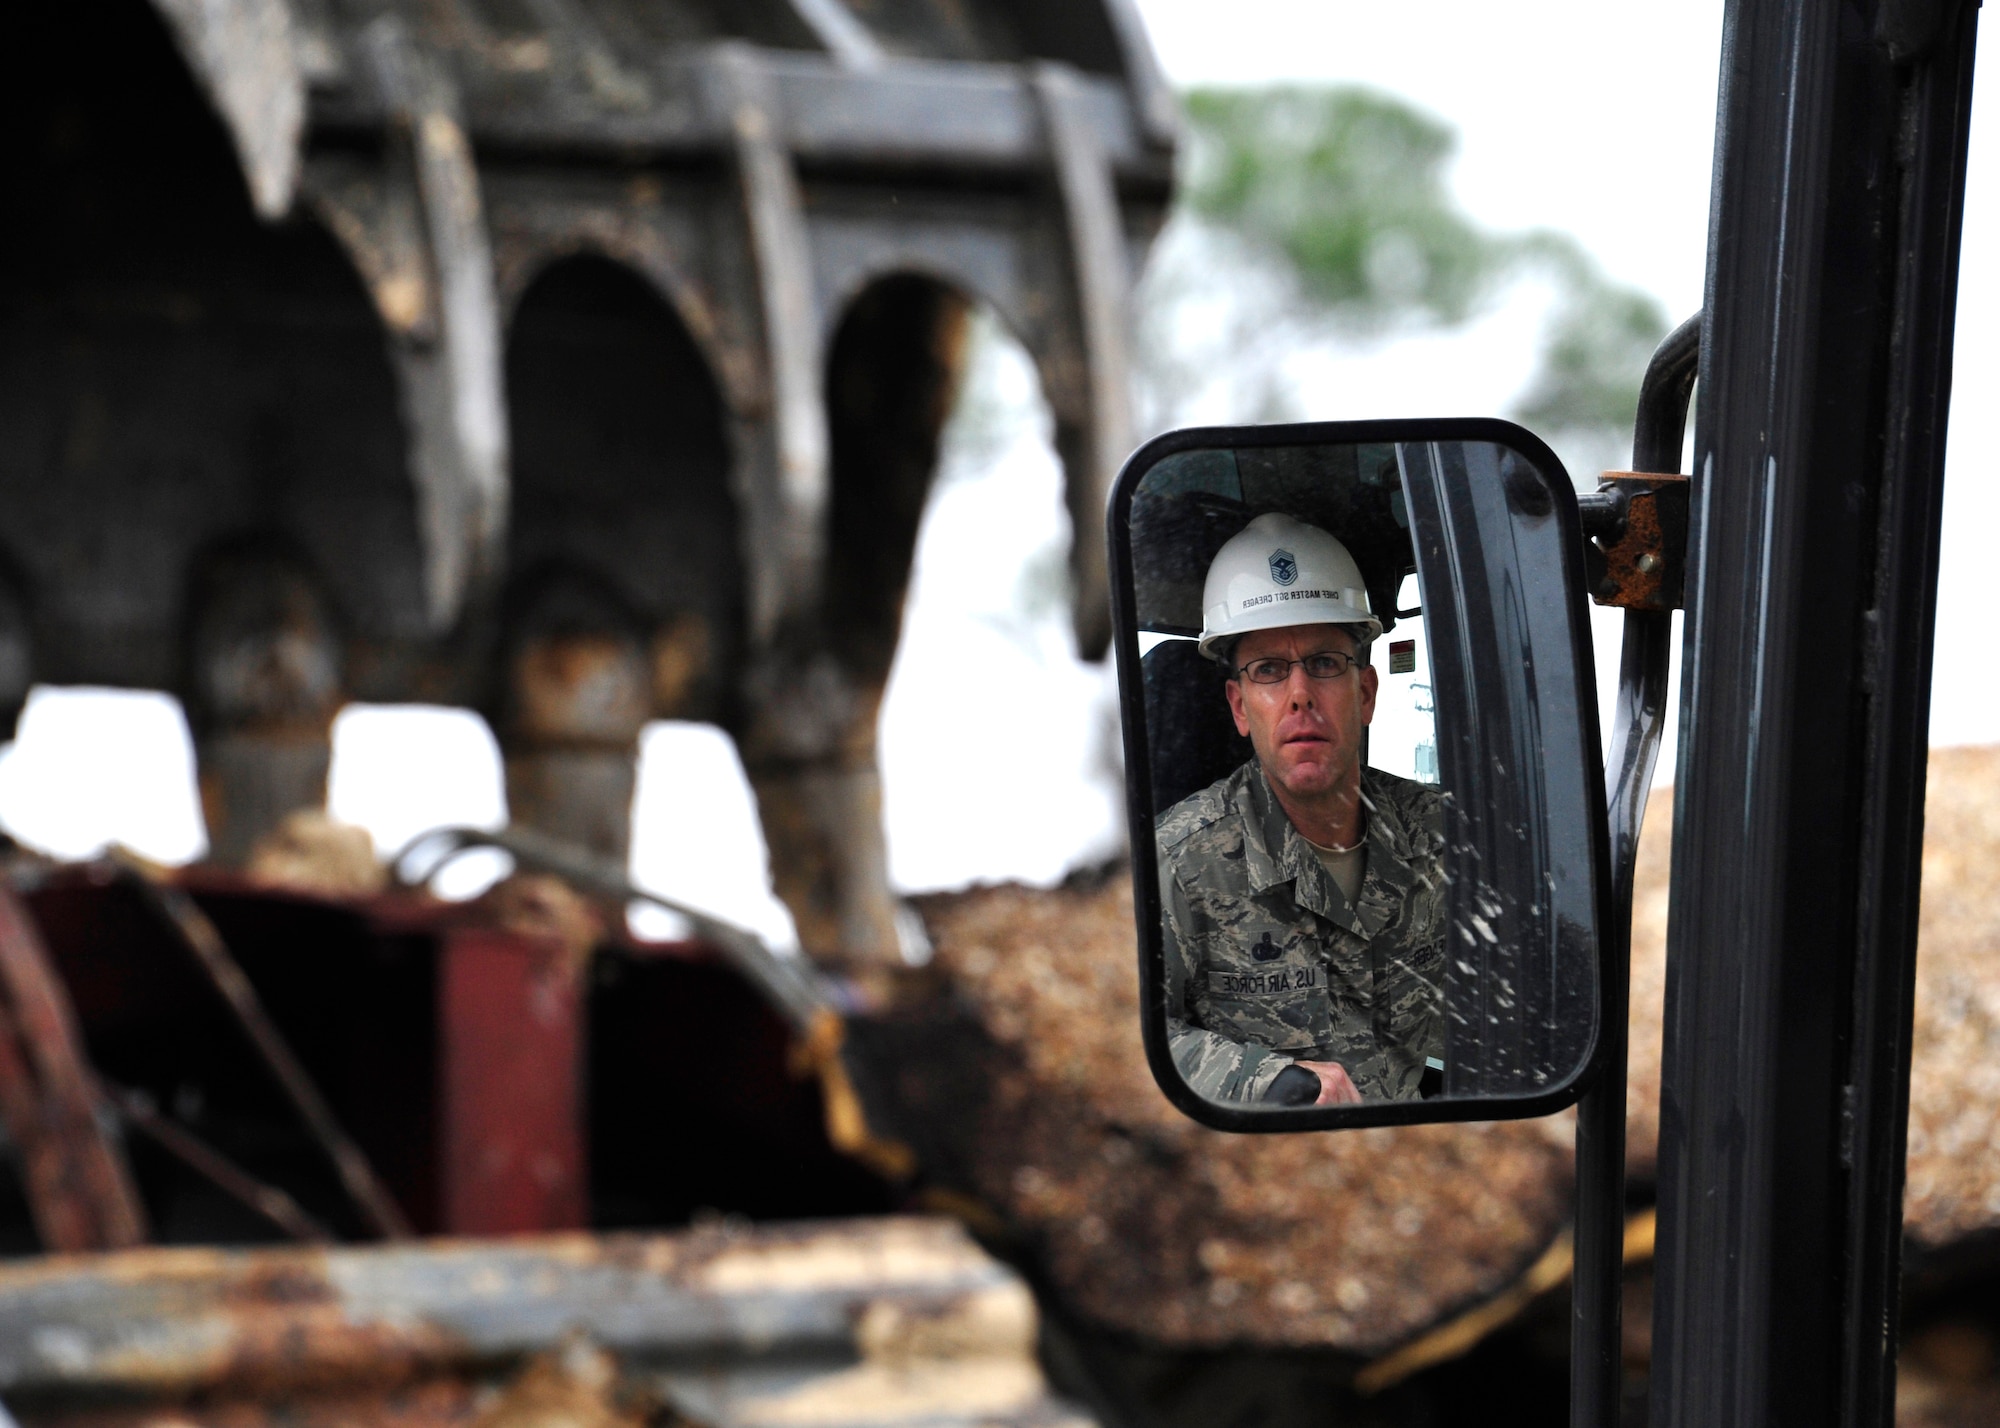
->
[1239,588,1341,610]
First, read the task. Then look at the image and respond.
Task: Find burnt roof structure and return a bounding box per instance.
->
[4,1,1175,960]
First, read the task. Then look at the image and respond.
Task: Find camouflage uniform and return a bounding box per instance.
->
[1156,759,1447,1103]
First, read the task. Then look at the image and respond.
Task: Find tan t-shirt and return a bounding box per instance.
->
[1304,835,1366,905]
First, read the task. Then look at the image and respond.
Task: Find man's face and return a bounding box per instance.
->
[1223,623,1378,802]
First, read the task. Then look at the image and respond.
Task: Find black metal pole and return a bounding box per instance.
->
[1649,2,1978,1425]
[1572,313,1699,1428]
[1835,7,1981,1421]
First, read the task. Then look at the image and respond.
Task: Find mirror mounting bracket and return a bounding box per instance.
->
[1581,472,1691,611]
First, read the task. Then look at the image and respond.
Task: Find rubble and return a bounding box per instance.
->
[244,810,388,900]
[470,873,608,977]
[897,876,1575,1354]
[1623,785,1671,1180]
[1900,745,2000,1247]
[1628,746,2000,1246]
[896,743,2000,1360]
[1,747,1995,1415]
[473,1341,655,1428]
[1899,1320,2000,1428]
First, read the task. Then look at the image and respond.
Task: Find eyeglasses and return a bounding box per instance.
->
[1236,651,1362,684]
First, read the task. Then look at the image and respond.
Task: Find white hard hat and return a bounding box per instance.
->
[1197,512,1381,662]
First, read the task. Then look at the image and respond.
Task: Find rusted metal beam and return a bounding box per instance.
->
[315,52,1172,191]
[95,1079,331,1245]
[398,825,824,1025]
[1097,0,1181,149]
[776,55,1168,186]
[710,44,831,645]
[183,548,345,867]
[148,0,304,219]
[492,581,651,863]
[0,886,146,1252]
[353,17,511,634]
[787,0,885,70]
[396,825,915,1180]
[1034,61,1136,661]
[0,1217,1084,1428]
[110,855,413,1240]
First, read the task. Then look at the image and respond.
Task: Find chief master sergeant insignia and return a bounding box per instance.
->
[1268,548,1298,586]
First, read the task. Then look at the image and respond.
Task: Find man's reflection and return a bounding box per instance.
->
[1157,514,1446,1105]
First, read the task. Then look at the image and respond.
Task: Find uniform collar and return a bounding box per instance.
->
[1236,762,1417,937]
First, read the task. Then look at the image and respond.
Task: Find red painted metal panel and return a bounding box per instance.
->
[437,929,586,1234]
[0,885,147,1250]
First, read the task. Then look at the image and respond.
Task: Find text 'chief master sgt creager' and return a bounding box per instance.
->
[1156,513,1447,1107]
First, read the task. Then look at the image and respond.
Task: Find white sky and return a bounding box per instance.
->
[0,4,1988,925]
[1139,0,1999,757]
[1138,1,1724,321]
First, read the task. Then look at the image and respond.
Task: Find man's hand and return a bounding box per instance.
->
[1294,1059,1363,1105]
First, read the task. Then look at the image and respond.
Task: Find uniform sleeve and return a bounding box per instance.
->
[1160,845,1293,1103]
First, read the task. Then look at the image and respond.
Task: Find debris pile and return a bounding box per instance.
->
[1623,792,1671,1179]
[243,810,388,900]
[1626,747,2000,1239]
[1901,745,2000,1246]
[898,744,2000,1372]
[898,876,1574,1353]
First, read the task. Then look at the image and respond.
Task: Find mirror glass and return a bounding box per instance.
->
[1113,424,1606,1128]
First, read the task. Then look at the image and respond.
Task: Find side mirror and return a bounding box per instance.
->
[1108,419,1610,1129]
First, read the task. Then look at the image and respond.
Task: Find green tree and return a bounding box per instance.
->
[1149,84,1671,470]
[1510,235,1676,445]
[1180,86,1497,329]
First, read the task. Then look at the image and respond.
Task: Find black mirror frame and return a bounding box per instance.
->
[1107,416,1614,1132]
